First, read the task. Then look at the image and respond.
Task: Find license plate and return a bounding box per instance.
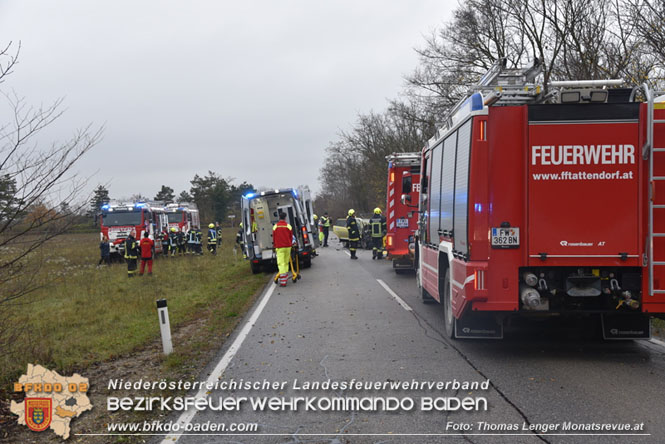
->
[396,218,409,228]
[491,227,519,249]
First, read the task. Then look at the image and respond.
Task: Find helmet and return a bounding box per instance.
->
[239,222,243,228]
[374,207,381,214]
[209,223,214,228]
[313,214,318,220]
[348,209,355,216]
[170,227,176,232]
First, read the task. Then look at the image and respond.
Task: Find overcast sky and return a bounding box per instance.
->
[0,0,455,201]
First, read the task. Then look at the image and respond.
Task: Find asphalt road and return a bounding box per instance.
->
[159,235,665,444]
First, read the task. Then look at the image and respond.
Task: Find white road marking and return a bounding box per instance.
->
[343,250,351,257]
[377,279,413,312]
[649,337,665,348]
[160,277,278,444]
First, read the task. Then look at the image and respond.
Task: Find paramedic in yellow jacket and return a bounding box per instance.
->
[272,212,293,287]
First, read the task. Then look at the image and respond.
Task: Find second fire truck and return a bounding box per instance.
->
[385,153,421,273]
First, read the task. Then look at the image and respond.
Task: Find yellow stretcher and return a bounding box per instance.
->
[273,249,301,284]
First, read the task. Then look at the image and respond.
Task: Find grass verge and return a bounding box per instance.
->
[0,229,269,443]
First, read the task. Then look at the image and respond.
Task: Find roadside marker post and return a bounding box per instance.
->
[156,299,173,355]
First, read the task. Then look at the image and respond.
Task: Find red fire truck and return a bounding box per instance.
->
[165,203,200,232]
[385,153,421,273]
[100,202,168,257]
[416,60,665,339]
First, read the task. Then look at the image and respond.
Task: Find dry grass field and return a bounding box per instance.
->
[0,229,269,442]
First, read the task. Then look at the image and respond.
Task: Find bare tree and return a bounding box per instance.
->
[0,42,102,352]
[319,102,434,214]
[321,0,665,217]
[627,0,665,87]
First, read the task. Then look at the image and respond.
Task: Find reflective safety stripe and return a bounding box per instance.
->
[273,224,292,231]
[371,222,382,236]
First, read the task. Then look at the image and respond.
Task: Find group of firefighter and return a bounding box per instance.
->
[121,223,222,277]
[156,223,222,257]
[266,208,386,287]
[346,207,387,260]
[313,208,388,259]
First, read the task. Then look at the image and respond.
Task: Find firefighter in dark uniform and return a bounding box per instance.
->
[160,229,169,257]
[124,230,139,277]
[346,209,359,260]
[207,223,218,255]
[236,222,246,258]
[320,212,331,247]
[195,227,203,255]
[216,222,223,247]
[187,228,196,254]
[176,229,186,255]
[369,207,387,259]
[168,227,178,256]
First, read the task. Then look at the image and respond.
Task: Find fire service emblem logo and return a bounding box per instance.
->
[25,398,52,432]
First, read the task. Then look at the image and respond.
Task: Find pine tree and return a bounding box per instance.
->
[154,185,175,203]
[89,185,110,217]
[178,190,192,202]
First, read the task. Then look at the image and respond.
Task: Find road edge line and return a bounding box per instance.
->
[376,279,413,312]
[161,275,277,443]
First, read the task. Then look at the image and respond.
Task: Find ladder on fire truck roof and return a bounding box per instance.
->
[470,57,548,106]
[386,152,420,167]
[469,58,626,107]
[644,84,665,296]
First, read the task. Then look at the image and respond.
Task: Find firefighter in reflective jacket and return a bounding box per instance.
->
[168,227,178,256]
[124,230,139,277]
[187,228,196,254]
[369,207,387,259]
[207,223,218,255]
[319,212,331,247]
[273,212,293,286]
[346,209,359,260]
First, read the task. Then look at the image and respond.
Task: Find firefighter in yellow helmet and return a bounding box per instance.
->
[320,211,331,247]
[346,209,359,259]
[207,223,217,255]
[169,227,178,256]
[369,207,387,259]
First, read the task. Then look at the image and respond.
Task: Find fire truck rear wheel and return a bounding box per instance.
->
[442,269,455,339]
